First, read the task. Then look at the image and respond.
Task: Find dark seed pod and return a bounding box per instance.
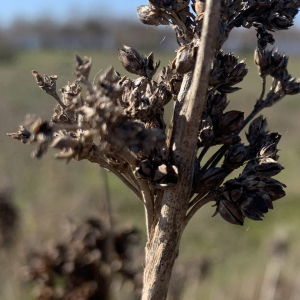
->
[256,157,284,177]
[194,168,229,194]
[217,199,244,225]
[255,23,275,51]
[223,143,249,170]
[268,10,296,30]
[223,53,239,75]
[240,194,269,221]
[173,45,196,74]
[262,179,286,201]
[206,93,228,116]
[283,76,300,95]
[215,111,244,135]
[119,46,145,76]
[246,115,267,146]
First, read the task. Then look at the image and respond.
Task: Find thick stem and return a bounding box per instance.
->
[141,1,221,299]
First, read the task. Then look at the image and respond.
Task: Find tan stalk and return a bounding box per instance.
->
[141,1,221,299]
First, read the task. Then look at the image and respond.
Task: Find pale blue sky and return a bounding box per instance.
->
[0,0,149,27]
[1,1,299,28]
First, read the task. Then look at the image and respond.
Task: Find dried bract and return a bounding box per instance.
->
[193,0,205,16]
[137,5,169,26]
[210,51,248,93]
[7,126,31,143]
[145,52,160,79]
[32,70,57,95]
[75,55,92,83]
[119,46,145,76]
[223,143,249,170]
[172,44,197,74]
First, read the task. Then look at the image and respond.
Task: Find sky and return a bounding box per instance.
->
[1,0,300,28]
[0,0,149,27]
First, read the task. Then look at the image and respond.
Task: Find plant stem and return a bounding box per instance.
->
[138,179,154,239]
[101,168,114,266]
[141,1,221,299]
[260,76,266,101]
[102,168,113,232]
[185,191,217,227]
[117,147,139,168]
[188,192,206,209]
[202,146,221,170]
[124,167,140,189]
[198,146,210,165]
[96,156,143,203]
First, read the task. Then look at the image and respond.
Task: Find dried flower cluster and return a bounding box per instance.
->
[8,0,300,298]
[9,0,300,226]
[24,218,142,300]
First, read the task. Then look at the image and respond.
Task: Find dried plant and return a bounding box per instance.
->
[8,0,300,299]
[24,217,143,300]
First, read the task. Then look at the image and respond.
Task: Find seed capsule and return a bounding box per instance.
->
[118,46,145,76]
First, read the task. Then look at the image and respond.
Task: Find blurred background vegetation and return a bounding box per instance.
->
[1,2,300,299]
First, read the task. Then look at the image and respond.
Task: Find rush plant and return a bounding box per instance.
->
[8,0,300,299]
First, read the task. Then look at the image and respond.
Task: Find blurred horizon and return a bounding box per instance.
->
[1,0,148,28]
[2,1,300,29]
[1,2,300,57]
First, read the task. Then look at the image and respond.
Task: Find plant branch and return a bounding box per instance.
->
[101,168,113,231]
[138,179,154,239]
[185,191,217,227]
[198,146,210,165]
[116,147,139,168]
[202,146,221,170]
[101,167,114,264]
[188,191,207,209]
[124,166,140,190]
[89,151,143,203]
[260,76,266,101]
[104,165,143,203]
[52,93,66,109]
